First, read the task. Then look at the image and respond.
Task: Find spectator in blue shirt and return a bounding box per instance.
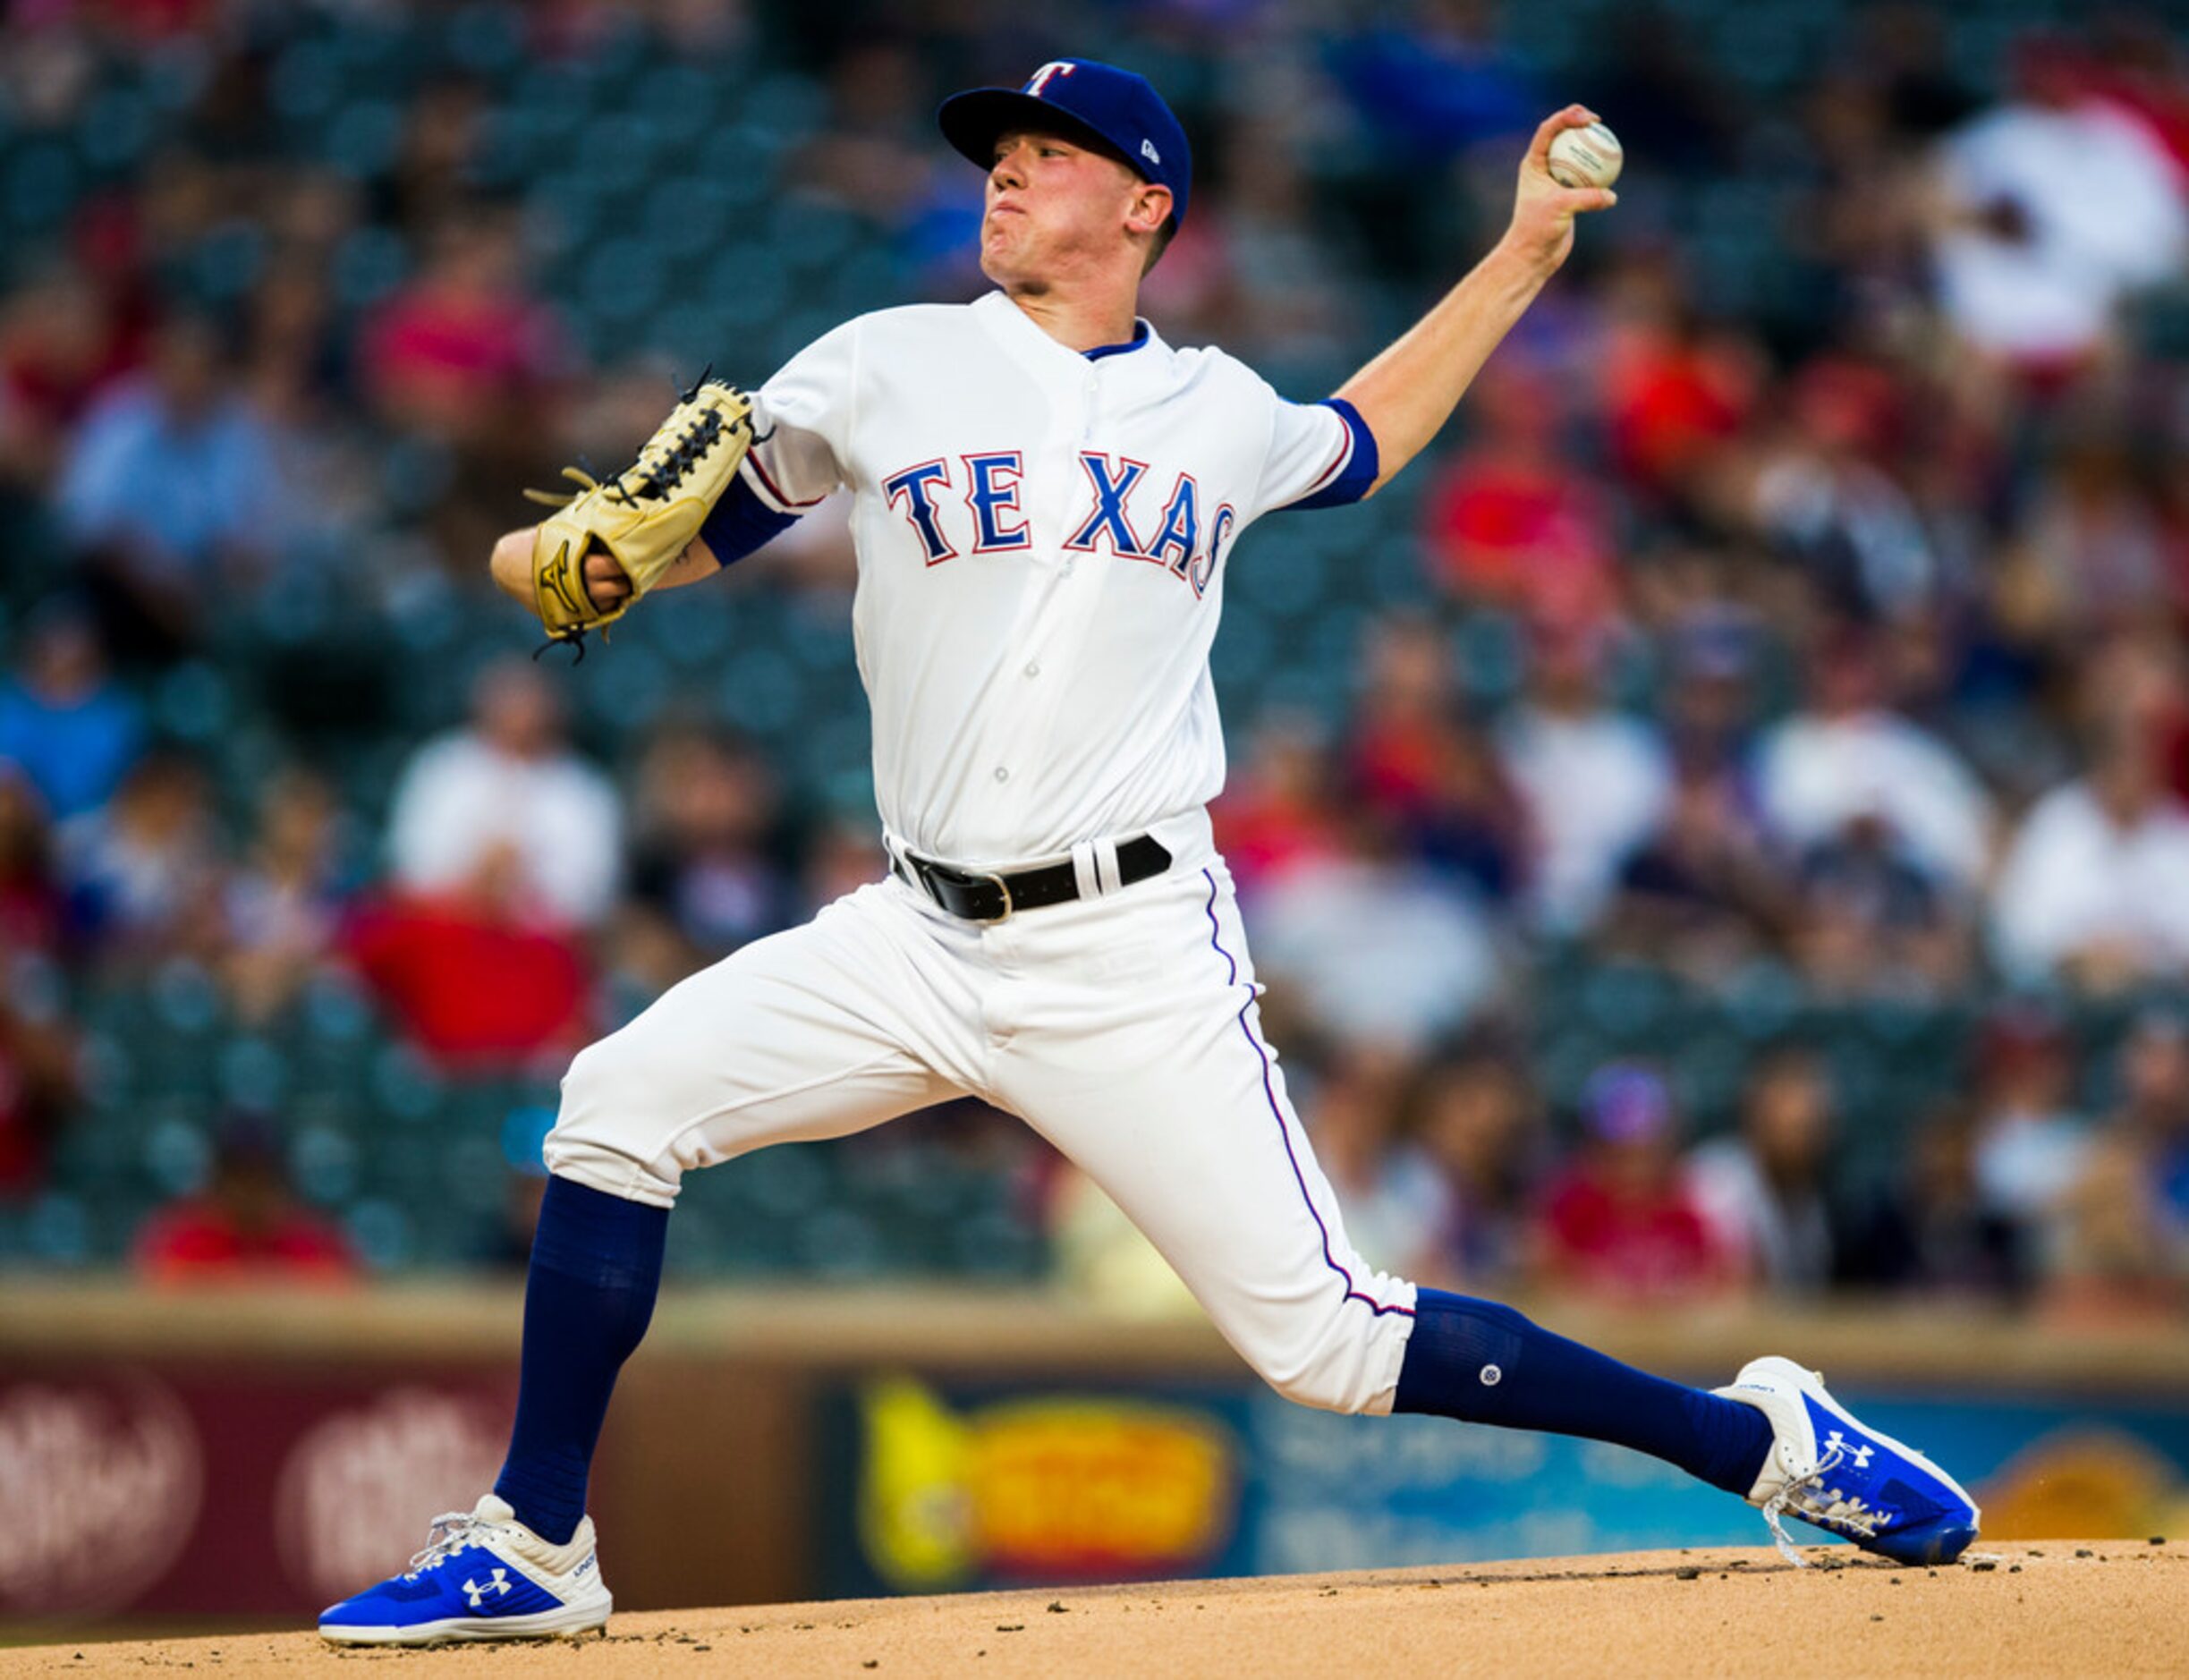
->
[57,314,283,659]
[0,598,142,821]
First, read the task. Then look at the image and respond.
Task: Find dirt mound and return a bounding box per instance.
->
[5,1540,2178,1677]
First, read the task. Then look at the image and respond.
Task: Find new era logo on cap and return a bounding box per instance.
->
[938,58,1192,230]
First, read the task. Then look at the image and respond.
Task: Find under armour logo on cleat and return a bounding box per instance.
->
[463,1568,512,1608]
[1825,1430,1875,1469]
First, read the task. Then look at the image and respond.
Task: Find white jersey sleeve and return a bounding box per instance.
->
[740,318,861,513]
[1246,380,1379,522]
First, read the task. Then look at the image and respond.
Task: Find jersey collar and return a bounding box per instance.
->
[974,291,1163,373]
[1083,319,1151,361]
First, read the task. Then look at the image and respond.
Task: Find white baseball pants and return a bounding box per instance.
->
[545,810,1419,1415]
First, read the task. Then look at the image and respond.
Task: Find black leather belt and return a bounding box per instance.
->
[894,835,1173,922]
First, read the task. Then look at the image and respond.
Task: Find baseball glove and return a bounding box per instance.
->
[522,378,756,655]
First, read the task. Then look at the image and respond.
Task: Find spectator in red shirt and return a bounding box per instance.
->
[1341,614,1531,904]
[344,881,593,1073]
[1599,257,1761,507]
[132,1116,358,1285]
[0,258,132,489]
[0,767,64,960]
[360,209,564,452]
[358,208,570,570]
[1539,1062,1730,1300]
[1210,711,1350,898]
[1346,614,1455,821]
[0,988,76,1199]
[1420,367,1618,632]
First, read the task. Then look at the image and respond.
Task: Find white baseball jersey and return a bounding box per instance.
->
[716,290,1376,863]
[554,290,1417,1421]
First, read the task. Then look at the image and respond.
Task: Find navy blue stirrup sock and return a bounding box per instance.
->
[1393,1290,1774,1497]
[493,1176,669,1545]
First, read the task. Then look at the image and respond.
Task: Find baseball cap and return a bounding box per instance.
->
[938,58,1192,230]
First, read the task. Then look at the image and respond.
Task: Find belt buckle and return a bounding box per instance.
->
[971,869,1014,924]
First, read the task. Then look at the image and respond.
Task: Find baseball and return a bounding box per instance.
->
[1548,122,1623,191]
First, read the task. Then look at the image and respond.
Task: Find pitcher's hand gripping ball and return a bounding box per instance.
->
[524,379,755,654]
[1547,121,1623,191]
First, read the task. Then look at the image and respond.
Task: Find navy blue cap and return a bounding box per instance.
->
[938,59,1191,231]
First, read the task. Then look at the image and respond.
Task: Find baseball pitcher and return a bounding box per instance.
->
[320,60,1978,1645]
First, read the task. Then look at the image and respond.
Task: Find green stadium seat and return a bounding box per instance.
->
[49,1111,139,1188]
[637,65,732,149]
[329,224,411,310]
[369,1042,450,1127]
[644,176,738,263]
[1578,960,1677,1046]
[216,1033,292,1113]
[344,1197,414,1271]
[1454,612,1525,707]
[440,1133,511,1218]
[443,2,527,81]
[23,1192,95,1268]
[289,1117,362,1207]
[81,86,156,174]
[5,140,82,234]
[662,1205,723,1275]
[1668,1029,1748,1131]
[1722,960,1804,1043]
[794,1206,887,1279]
[826,247,906,315]
[324,99,405,181]
[715,648,806,738]
[708,245,791,329]
[140,1114,213,1198]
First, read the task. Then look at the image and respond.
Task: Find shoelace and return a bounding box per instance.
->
[1759,1442,1844,1566]
[404,1510,489,1578]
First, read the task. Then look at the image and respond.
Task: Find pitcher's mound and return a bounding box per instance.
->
[7,1540,2179,1676]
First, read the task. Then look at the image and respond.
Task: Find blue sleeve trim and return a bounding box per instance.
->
[1280,397,1380,512]
[698,471,800,567]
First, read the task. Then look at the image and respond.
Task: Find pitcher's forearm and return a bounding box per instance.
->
[489,527,536,604]
[1334,240,1550,495]
[654,539,720,589]
[1336,104,1616,495]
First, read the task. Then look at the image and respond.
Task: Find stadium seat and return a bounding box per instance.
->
[22,1192,96,1269]
[288,1116,363,1207]
[344,1196,414,1271]
[140,1114,213,1199]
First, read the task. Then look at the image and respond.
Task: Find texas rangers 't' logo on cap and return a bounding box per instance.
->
[1025,61,1075,98]
[937,58,1192,231]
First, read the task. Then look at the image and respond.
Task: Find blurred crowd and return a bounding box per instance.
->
[0,0,2186,1316]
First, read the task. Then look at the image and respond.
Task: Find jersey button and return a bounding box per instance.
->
[1023,662,1040,678]
[993,767,1010,783]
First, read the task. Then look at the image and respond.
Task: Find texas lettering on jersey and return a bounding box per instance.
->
[695,290,1377,861]
[881,449,1234,598]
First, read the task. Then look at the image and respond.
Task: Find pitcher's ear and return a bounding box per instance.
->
[1131,182,1174,235]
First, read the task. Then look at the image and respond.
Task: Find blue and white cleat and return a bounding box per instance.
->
[318,1494,611,1645]
[1716,1356,1981,1567]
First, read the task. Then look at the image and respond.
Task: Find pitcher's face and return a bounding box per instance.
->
[980,128,1161,288]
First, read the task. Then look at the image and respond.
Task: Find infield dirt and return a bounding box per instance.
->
[4,1540,2182,1677]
